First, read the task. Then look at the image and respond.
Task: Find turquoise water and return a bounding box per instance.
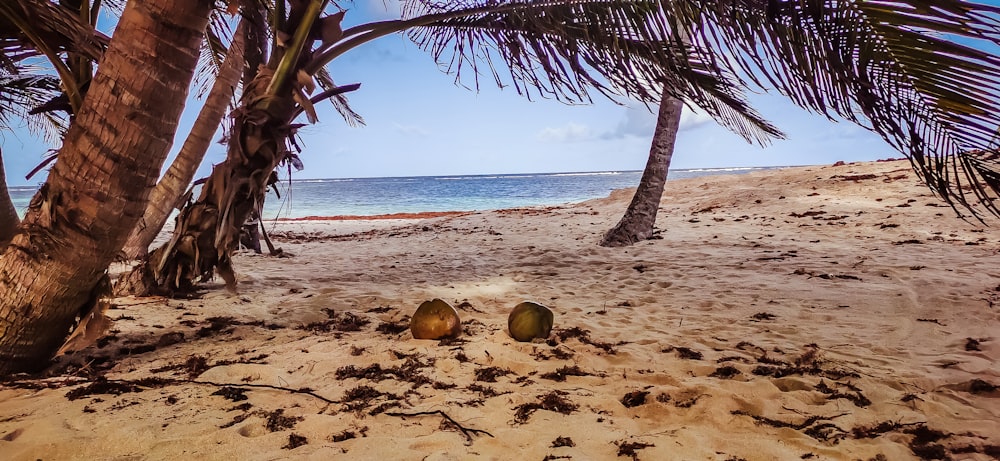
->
[7,167,779,219]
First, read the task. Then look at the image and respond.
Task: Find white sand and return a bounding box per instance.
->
[2,159,998,460]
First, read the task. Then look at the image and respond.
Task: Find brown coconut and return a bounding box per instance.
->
[410,298,462,340]
[507,301,554,342]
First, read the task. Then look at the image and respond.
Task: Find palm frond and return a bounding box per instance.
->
[314,67,365,126]
[194,9,237,98]
[241,0,271,84]
[398,0,1000,216]
[0,0,106,62]
[400,1,781,144]
[679,0,1000,216]
[0,68,68,141]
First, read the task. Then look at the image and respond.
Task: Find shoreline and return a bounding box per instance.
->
[273,210,472,221]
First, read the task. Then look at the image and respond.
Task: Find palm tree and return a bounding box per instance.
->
[600,92,686,247]
[120,4,363,260]
[0,0,107,247]
[125,0,780,295]
[0,0,212,375]
[119,19,251,260]
[5,0,1000,375]
[605,0,1000,246]
[131,0,1000,295]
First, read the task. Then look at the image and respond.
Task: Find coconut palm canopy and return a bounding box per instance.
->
[0,0,108,134]
[315,0,1000,216]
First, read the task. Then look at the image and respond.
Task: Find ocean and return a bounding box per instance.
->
[6,167,779,219]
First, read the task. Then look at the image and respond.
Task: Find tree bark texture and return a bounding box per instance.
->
[0,0,211,376]
[0,152,20,249]
[600,91,683,247]
[122,20,247,260]
[122,67,298,296]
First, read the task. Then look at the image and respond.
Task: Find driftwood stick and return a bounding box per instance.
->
[386,409,494,442]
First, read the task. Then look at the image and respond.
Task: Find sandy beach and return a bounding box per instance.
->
[1,159,998,460]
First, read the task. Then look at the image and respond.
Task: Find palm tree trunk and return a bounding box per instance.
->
[0,151,20,249]
[600,90,683,247]
[121,20,248,260]
[119,68,301,296]
[0,0,211,376]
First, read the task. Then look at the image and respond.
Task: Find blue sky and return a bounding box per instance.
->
[1,2,896,187]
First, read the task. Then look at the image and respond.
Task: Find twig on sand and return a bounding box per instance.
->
[6,376,340,406]
[386,409,494,443]
[193,379,338,404]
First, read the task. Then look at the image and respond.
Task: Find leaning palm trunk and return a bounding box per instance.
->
[138,68,297,293]
[121,21,248,260]
[601,91,683,247]
[0,151,19,248]
[0,0,211,376]
[118,0,357,295]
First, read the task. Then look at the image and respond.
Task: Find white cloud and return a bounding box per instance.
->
[393,123,429,137]
[604,103,715,140]
[679,106,714,131]
[536,123,595,142]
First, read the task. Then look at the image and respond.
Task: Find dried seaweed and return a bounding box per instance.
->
[662,346,703,360]
[474,366,512,383]
[334,357,436,389]
[331,430,356,442]
[815,380,871,407]
[710,365,742,379]
[339,385,402,414]
[264,408,303,432]
[540,365,593,382]
[513,391,578,423]
[555,327,623,354]
[620,390,649,408]
[552,436,575,447]
[467,383,508,398]
[376,320,409,335]
[387,410,493,443]
[616,440,655,460]
[300,310,370,333]
[211,386,248,402]
[282,433,307,449]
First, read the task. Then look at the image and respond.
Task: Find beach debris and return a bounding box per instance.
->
[615,440,655,460]
[410,299,462,340]
[282,433,307,450]
[662,346,704,360]
[751,312,777,321]
[621,390,650,408]
[540,365,594,382]
[56,275,114,356]
[554,326,623,354]
[507,301,554,342]
[474,366,512,382]
[710,365,742,379]
[386,409,494,443]
[552,436,575,448]
[513,391,578,423]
